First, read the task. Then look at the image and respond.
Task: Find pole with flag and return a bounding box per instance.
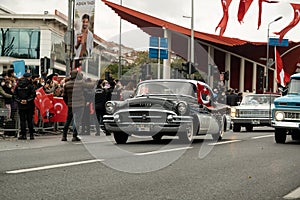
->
[274,46,290,88]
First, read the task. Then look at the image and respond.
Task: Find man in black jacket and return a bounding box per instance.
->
[14,73,36,140]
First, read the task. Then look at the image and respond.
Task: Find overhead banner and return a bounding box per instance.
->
[74,0,95,61]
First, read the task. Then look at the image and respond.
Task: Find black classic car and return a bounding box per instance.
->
[103,79,231,144]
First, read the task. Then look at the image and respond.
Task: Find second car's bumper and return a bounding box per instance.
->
[271,120,300,129]
[231,118,271,125]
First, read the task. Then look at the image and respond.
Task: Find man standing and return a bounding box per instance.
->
[14,73,36,140]
[62,70,85,142]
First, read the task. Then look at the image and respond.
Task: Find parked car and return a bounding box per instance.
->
[103,79,231,144]
[231,93,280,132]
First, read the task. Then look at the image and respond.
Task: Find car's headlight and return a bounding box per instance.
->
[177,102,187,115]
[231,107,237,117]
[106,102,116,114]
[275,111,284,121]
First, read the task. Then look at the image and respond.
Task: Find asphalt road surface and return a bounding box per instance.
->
[0,127,299,200]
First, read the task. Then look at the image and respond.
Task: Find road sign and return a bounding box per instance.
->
[268,38,288,47]
[149,48,158,58]
[149,37,159,47]
[149,37,168,59]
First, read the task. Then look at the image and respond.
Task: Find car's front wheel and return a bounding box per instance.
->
[152,134,163,141]
[291,130,300,140]
[113,132,129,144]
[233,124,241,132]
[274,128,287,144]
[245,125,253,132]
[212,117,225,141]
[179,121,197,143]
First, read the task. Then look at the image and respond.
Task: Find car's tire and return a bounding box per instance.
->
[245,125,253,132]
[212,117,225,141]
[233,124,241,132]
[179,121,195,143]
[291,130,300,140]
[152,134,163,141]
[274,128,286,144]
[113,132,129,144]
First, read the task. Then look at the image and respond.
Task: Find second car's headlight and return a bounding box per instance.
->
[275,111,284,121]
[177,102,187,115]
[106,102,116,114]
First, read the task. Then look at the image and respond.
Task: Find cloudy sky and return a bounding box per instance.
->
[1,0,300,48]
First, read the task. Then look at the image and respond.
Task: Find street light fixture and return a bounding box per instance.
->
[265,16,283,92]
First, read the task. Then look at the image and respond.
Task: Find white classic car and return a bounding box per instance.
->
[231,94,280,132]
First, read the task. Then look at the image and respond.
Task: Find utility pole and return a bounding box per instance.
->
[66,0,74,77]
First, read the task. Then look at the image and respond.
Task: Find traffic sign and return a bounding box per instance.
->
[149,37,168,59]
[149,48,158,58]
[268,38,288,47]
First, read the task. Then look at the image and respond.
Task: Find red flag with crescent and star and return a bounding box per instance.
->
[274,3,300,42]
[49,97,68,122]
[275,47,290,87]
[215,0,232,36]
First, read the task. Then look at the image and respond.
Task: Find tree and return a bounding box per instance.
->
[1,28,14,56]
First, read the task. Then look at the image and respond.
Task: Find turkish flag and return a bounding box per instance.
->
[50,97,68,122]
[215,0,232,36]
[33,107,39,125]
[274,3,300,42]
[39,95,54,121]
[34,87,46,110]
[237,0,254,23]
[257,0,279,30]
[275,47,290,87]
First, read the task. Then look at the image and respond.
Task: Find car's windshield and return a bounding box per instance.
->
[288,79,300,94]
[241,95,278,105]
[136,81,196,97]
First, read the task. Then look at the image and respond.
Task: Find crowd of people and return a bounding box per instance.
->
[0,68,135,141]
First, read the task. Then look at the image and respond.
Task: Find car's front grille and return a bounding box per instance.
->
[284,111,300,121]
[119,110,167,123]
[238,110,270,118]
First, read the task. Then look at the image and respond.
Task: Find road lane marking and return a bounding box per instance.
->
[208,140,241,146]
[284,186,300,199]
[134,146,193,156]
[6,159,103,174]
[251,135,274,139]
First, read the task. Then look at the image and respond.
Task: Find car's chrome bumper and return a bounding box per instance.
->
[231,117,271,125]
[271,120,300,129]
[103,115,193,136]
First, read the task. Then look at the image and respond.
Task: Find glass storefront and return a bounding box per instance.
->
[0,28,40,59]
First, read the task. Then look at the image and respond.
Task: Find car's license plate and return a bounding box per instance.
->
[136,124,150,131]
[252,120,260,125]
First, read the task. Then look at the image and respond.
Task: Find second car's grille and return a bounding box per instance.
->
[238,110,270,118]
[284,111,300,121]
[119,110,167,123]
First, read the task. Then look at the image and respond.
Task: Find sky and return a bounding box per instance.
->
[1,0,300,49]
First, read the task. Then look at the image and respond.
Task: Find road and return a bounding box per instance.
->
[0,127,299,200]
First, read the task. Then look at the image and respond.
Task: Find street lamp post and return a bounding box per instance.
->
[118,0,122,80]
[265,16,282,92]
[183,0,194,79]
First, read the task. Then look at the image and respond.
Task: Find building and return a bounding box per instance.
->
[0,5,117,79]
[103,0,300,93]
